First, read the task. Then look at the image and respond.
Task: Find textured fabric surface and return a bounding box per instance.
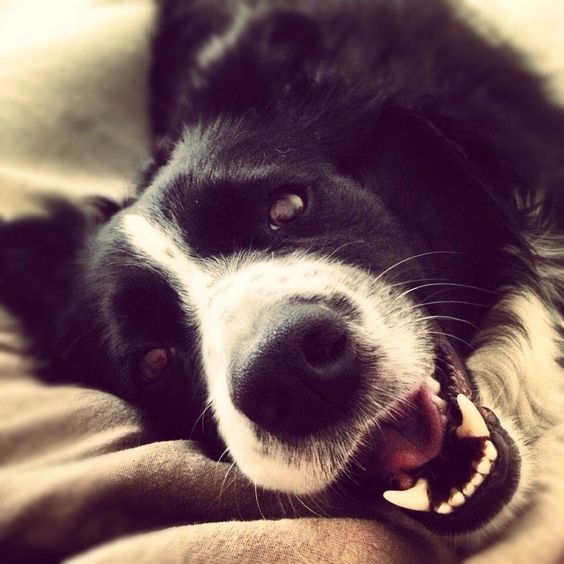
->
[0,1,562,562]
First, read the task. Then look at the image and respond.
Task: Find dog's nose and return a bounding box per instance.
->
[230,302,360,436]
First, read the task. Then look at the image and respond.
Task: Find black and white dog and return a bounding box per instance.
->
[1,0,563,549]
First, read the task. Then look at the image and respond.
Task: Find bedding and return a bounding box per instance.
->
[0,1,562,562]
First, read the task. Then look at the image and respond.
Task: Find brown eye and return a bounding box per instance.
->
[269,192,305,230]
[140,348,170,382]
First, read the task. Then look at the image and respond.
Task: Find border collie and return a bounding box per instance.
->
[1,0,563,550]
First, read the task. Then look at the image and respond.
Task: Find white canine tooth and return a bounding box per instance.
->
[462,482,476,497]
[435,502,453,514]
[448,490,466,507]
[475,457,492,475]
[470,472,484,487]
[485,440,498,462]
[383,478,432,512]
[455,394,490,439]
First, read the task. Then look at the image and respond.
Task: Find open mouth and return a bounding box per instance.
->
[347,338,521,534]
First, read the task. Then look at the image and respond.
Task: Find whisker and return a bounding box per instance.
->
[188,401,213,439]
[404,300,488,310]
[394,282,497,303]
[276,491,288,517]
[286,492,298,518]
[427,330,475,350]
[418,315,480,330]
[415,286,491,305]
[387,277,449,289]
[254,484,267,520]
[218,461,237,503]
[217,447,231,464]
[325,240,367,261]
[296,495,325,518]
[374,251,460,284]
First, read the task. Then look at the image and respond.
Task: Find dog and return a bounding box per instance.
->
[1,0,563,553]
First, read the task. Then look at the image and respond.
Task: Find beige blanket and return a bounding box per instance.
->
[0,1,562,562]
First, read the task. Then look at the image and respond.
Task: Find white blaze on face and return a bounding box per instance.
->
[120,212,435,493]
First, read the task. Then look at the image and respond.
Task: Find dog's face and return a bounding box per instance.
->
[46,105,522,536]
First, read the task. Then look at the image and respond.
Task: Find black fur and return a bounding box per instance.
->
[1,0,563,535]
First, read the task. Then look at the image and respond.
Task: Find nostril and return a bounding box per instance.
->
[303,327,348,367]
[230,302,360,436]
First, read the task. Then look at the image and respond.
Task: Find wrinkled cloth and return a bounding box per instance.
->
[0,315,455,563]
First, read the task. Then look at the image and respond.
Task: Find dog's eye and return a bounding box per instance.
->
[139,347,170,382]
[269,192,305,230]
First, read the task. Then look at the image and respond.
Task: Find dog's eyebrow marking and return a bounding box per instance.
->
[119,213,211,316]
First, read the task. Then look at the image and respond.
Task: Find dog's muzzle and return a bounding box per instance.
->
[201,256,521,535]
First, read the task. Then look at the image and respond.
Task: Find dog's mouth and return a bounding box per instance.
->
[347,338,521,534]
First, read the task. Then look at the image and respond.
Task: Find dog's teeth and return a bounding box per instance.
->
[435,502,453,514]
[455,394,490,439]
[383,478,431,512]
[470,472,484,487]
[448,490,466,507]
[462,482,476,497]
[484,440,498,461]
[474,456,492,475]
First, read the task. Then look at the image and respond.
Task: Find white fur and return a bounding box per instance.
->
[120,212,211,317]
[462,289,564,549]
[197,254,433,493]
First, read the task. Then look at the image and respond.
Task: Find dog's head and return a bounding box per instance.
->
[1,105,523,537]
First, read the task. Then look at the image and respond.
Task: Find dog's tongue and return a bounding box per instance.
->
[376,387,444,475]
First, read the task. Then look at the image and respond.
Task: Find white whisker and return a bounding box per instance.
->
[374,251,460,284]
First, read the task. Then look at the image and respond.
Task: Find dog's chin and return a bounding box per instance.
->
[343,337,522,536]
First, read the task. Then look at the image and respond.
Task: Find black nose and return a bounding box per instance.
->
[230,302,360,436]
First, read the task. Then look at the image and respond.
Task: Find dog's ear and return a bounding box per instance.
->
[333,106,527,306]
[0,196,122,357]
[336,107,515,251]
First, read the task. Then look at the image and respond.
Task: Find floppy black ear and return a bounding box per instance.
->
[333,106,532,310]
[0,196,121,359]
[338,107,518,253]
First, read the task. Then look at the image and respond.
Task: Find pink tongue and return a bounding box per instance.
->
[377,387,444,474]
